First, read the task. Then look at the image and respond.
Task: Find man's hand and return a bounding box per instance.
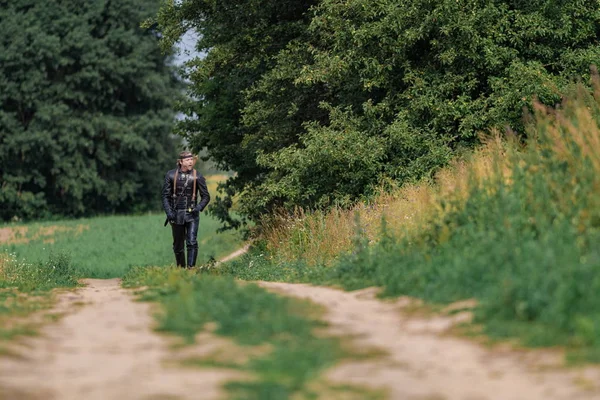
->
[193,205,204,213]
[167,211,176,221]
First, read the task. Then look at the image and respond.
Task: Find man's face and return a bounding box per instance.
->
[180,157,194,171]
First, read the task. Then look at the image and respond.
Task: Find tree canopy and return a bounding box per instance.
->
[0,0,182,221]
[155,0,600,230]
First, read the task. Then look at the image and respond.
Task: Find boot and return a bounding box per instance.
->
[175,252,185,268]
[187,248,198,269]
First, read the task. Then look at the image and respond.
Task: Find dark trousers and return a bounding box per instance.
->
[171,214,199,267]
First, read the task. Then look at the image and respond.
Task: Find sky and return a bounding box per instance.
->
[173,30,202,67]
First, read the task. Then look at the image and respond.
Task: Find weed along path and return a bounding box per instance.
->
[0,278,242,400]
[258,282,600,400]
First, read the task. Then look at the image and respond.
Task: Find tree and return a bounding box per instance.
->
[155,0,600,229]
[153,0,318,230]
[0,0,182,221]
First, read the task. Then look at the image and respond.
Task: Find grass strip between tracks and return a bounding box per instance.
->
[122,266,383,400]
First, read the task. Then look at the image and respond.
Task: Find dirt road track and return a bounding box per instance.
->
[1,275,600,400]
[0,278,242,400]
[259,282,600,400]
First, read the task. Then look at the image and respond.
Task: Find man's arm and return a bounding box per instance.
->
[162,171,175,219]
[194,174,211,212]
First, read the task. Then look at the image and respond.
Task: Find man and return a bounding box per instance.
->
[162,151,210,268]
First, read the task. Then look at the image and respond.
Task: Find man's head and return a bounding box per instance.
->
[177,151,196,172]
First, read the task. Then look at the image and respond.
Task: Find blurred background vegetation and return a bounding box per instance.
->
[0,0,183,220]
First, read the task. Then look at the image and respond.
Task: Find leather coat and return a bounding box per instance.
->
[162,168,210,225]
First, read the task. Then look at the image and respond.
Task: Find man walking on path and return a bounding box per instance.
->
[162,151,210,268]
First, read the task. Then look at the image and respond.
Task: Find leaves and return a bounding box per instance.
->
[155,0,600,228]
[0,0,182,220]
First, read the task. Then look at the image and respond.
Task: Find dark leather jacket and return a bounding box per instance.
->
[162,168,210,217]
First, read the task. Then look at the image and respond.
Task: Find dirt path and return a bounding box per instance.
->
[0,278,242,400]
[259,282,600,400]
[2,258,600,400]
[216,244,251,264]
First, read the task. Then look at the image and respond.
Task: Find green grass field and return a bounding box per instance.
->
[0,210,245,355]
[0,212,243,278]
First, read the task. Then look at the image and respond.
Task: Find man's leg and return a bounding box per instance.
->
[185,217,199,268]
[171,223,186,267]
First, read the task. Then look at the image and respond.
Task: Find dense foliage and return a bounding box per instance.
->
[153,0,319,229]
[156,0,600,228]
[0,0,182,221]
[223,81,600,361]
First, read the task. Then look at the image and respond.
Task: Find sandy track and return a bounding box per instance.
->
[2,270,600,400]
[258,282,600,400]
[0,278,240,400]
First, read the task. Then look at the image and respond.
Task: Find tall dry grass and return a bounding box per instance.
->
[262,131,514,266]
[0,252,8,280]
[205,174,229,196]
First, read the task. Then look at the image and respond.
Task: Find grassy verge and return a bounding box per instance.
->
[224,80,600,364]
[0,251,79,353]
[0,212,242,278]
[122,266,382,399]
